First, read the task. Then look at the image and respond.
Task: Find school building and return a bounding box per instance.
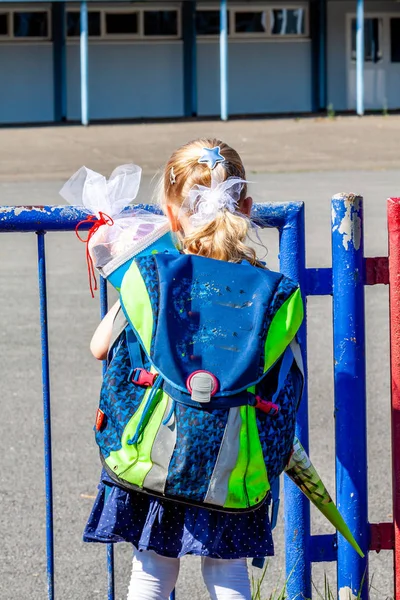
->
[1,0,399,125]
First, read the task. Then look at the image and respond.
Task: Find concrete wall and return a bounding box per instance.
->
[66,42,184,120]
[327,0,400,111]
[197,40,312,116]
[0,44,54,124]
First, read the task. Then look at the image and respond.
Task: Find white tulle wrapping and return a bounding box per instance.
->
[59,164,168,269]
[180,175,248,229]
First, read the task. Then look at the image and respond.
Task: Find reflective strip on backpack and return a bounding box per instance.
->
[264,287,303,373]
[224,406,269,509]
[204,407,242,506]
[120,261,154,355]
[105,384,169,487]
[143,395,177,494]
[243,405,269,506]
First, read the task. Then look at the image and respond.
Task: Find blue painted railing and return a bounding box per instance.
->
[0,197,380,599]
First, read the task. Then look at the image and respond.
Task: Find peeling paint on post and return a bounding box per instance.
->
[332,193,369,598]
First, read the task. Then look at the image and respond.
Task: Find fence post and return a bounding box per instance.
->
[280,204,311,599]
[37,232,55,600]
[332,194,369,598]
[387,198,400,600]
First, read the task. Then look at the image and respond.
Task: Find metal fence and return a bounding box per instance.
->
[0,196,398,599]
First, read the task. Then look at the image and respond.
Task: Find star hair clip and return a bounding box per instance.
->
[198,146,225,170]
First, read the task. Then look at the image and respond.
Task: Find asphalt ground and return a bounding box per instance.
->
[0,117,399,600]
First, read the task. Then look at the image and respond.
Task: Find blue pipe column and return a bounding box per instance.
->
[332,194,369,598]
[99,278,116,600]
[80,0,89,126]
[37,232,55,600]
[356,0,364,115]
[183,0,197,117]
[280,204,311,599]
[220,0,228,121]
[52,1,67,122]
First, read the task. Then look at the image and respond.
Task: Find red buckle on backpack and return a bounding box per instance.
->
[255,396,280,416]
[95,409,105,431]
[130,368,158,387]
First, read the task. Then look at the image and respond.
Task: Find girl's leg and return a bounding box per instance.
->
[127,549,180,600]
[201,557,252,600]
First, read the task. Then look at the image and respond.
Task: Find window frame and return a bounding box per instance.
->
[0,11,11,40]
[196,3,309,41]
[101,7,141,40]
[230,6,270,38]
[66,9,102,39]
[347,13,384,64]
[268,5,309,39]
[0,6,51,42]
[65,3,181,41]
[196,4,226,39]
[390,17,400,64]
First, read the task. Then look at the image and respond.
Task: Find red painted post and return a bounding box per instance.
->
[388,197,400,599]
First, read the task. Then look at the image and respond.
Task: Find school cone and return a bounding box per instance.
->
[284,437,364,558]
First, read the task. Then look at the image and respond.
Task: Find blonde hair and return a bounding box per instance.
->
[160,138,261,266]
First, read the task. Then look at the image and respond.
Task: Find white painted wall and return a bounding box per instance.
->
[197,40,312,116]
[0,44,53,124]
[66,42,184,120]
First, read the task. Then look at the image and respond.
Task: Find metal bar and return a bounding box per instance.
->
[0,203,305,232]
[183,0,197,117]
[305,267,332,296]
[280,204,312,600]
[219,0,228,121]
[52,1,67,122]
[369,523,395,553]
[309,534,337,563]
[37,232,55,600]
[80,0,89,126]
[0,206,92,232]
[332,193,369,598]
[365,257,389,286]
[387,197,400,599]
[356,0,364,116]
[98,278,116,600]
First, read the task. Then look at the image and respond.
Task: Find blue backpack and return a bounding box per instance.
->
[94,252,304,513]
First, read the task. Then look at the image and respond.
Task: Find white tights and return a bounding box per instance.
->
[127,550,252,600]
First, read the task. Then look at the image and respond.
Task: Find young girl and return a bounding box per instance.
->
[84,138,300,600]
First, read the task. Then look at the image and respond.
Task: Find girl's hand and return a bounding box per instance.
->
[90,300,121,360]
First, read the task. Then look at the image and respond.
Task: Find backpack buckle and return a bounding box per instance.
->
[186,371,219,403]
[254,396,280,416]
[130,368,158,387]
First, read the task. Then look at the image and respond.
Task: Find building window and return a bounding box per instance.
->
[13,11,48,38]
[391,19,400,63]
[271,8,305,36]
[351,18,382,63]
[196,10,222,35]
[235,11,267,34]
[143,10,178,36]
[105,12,139,36]
[66,11,101,37]
[0,13,8,36]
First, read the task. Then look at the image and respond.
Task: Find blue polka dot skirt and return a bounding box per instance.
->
[83,470,274,559]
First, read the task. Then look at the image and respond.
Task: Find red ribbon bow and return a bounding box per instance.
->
[75,211,114,297]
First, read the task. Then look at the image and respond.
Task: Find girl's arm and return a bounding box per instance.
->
[90,300,121,360]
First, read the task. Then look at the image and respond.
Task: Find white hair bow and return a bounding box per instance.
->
[181,174,247,228]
